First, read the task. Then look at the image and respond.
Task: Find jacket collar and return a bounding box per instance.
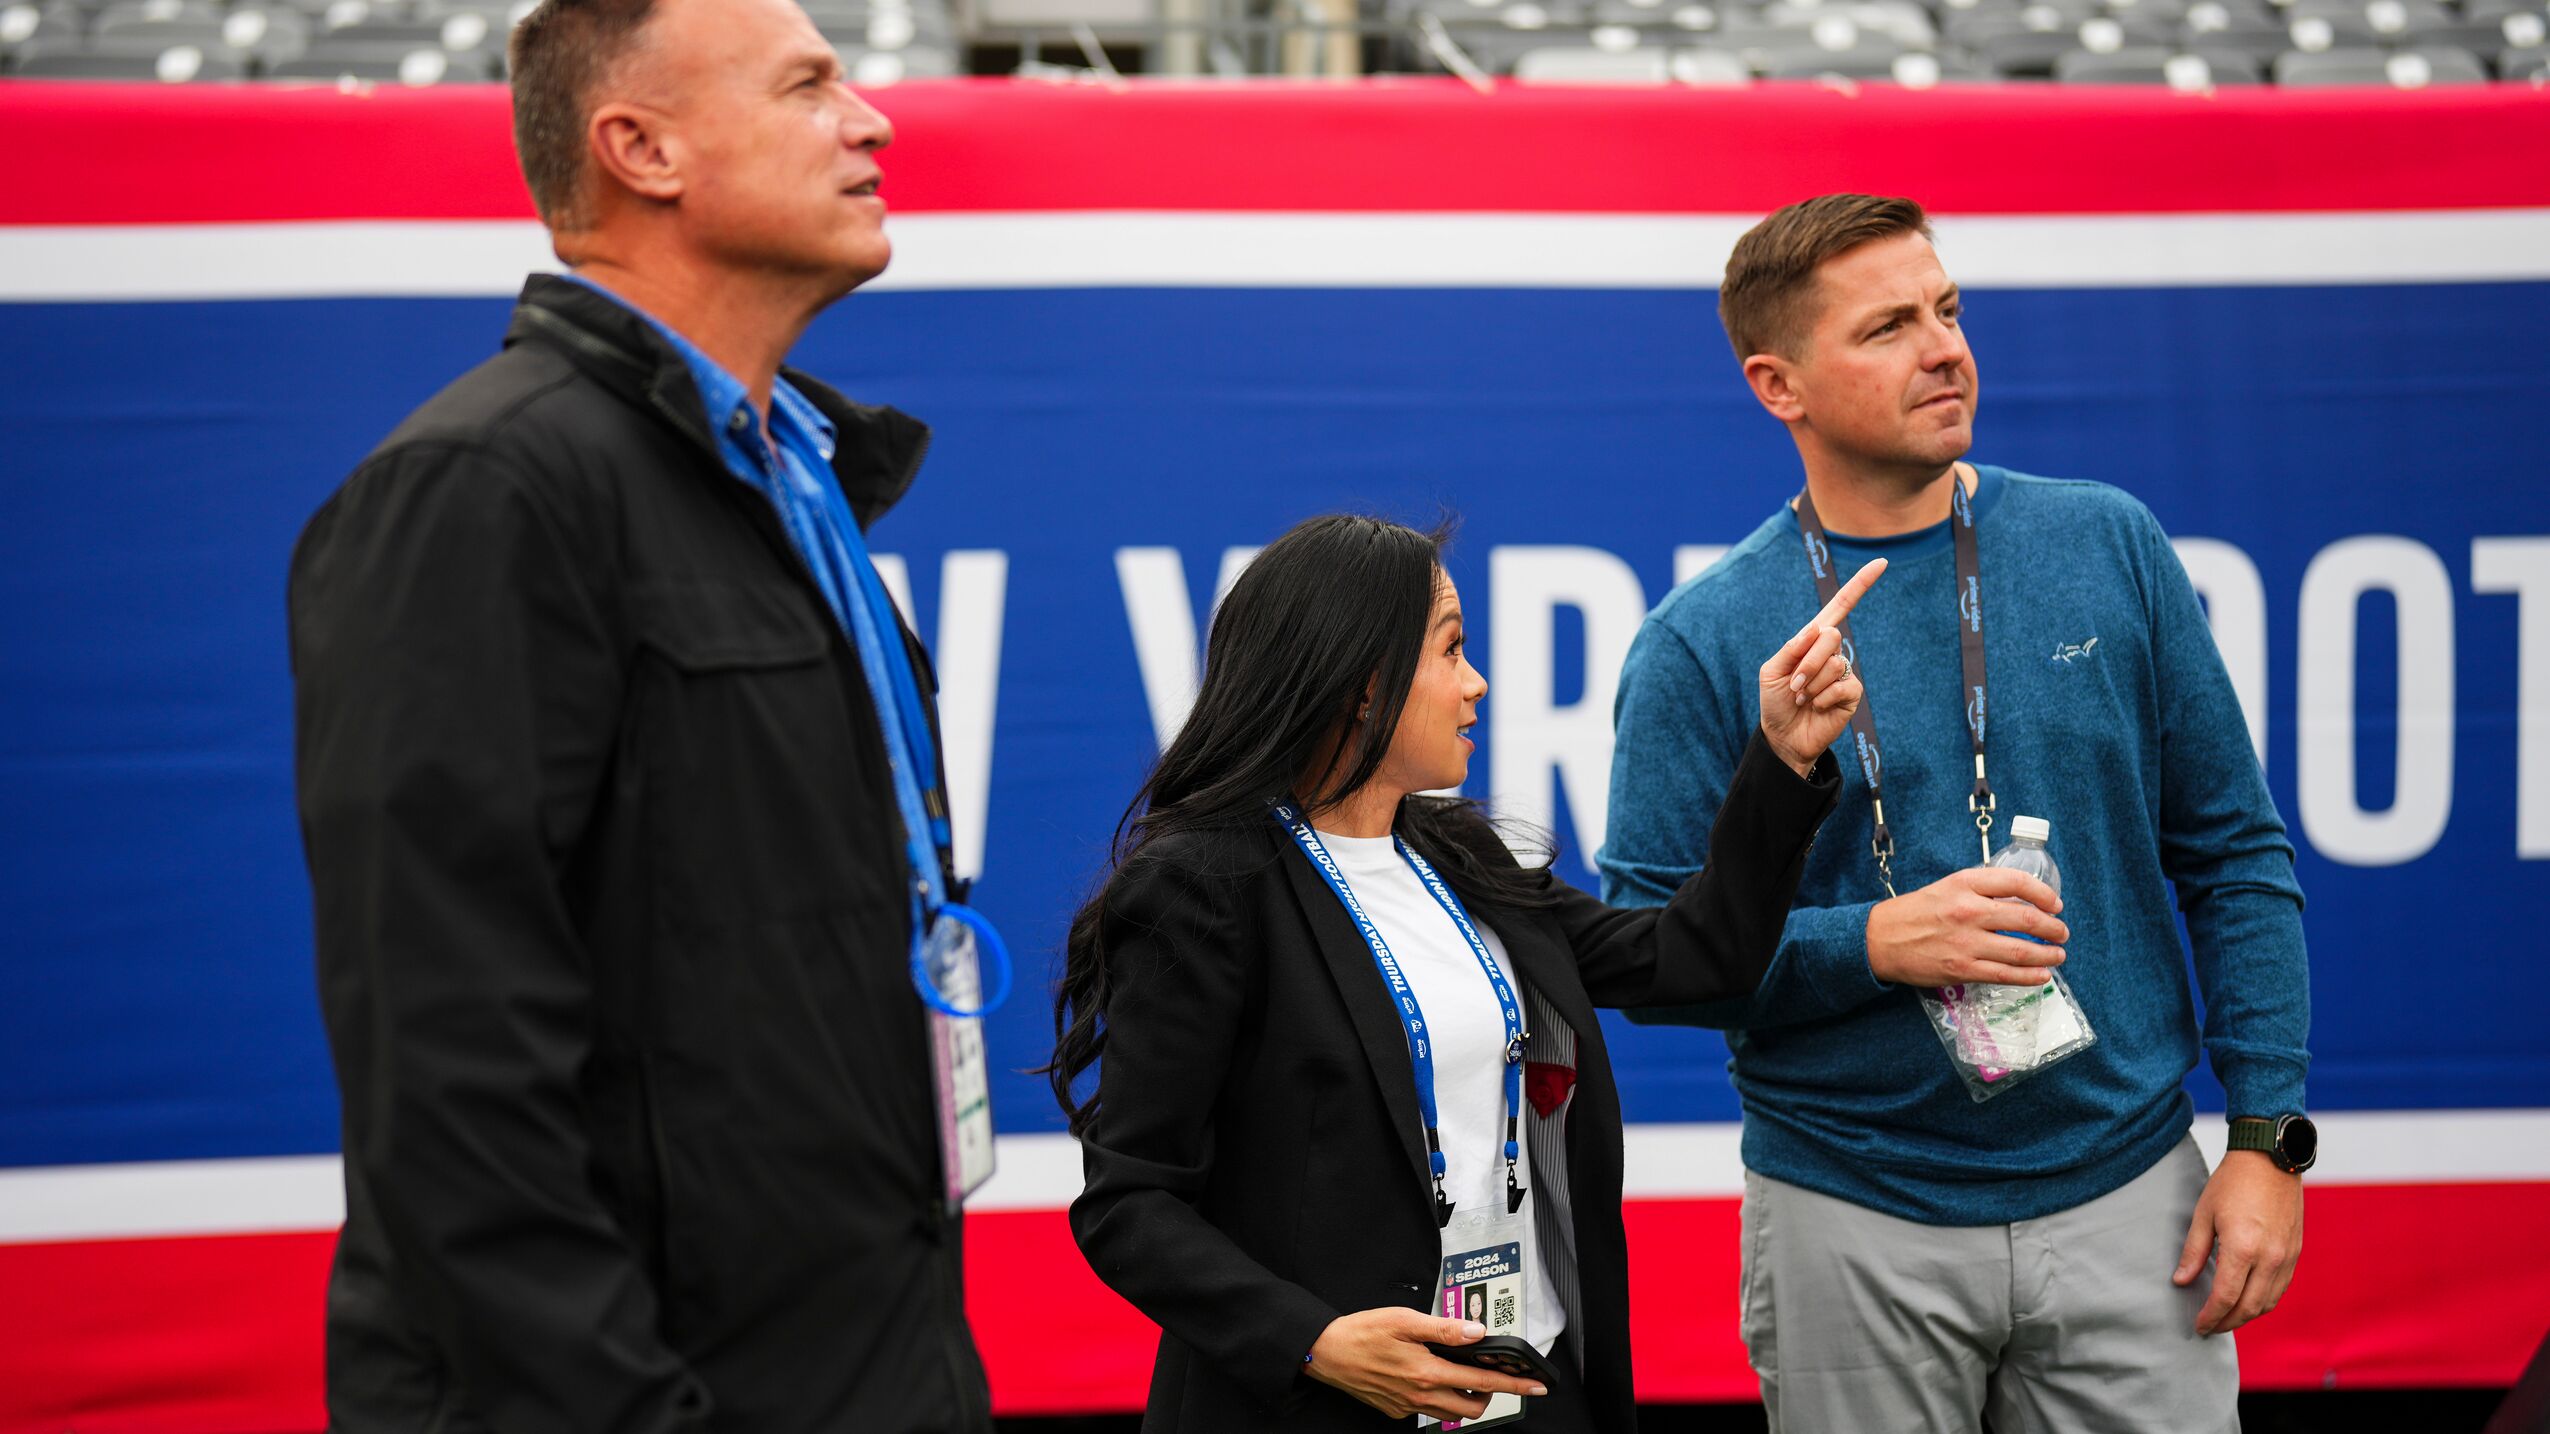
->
[502,272,932,529]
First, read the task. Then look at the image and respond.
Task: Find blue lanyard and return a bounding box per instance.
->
[1272,804,1528,1226]
[770,434,1007,1018]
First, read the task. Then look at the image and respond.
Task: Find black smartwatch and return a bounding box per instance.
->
[2228,1114,2318,1175]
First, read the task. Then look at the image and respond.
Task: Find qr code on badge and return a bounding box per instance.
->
[1490,1283,1519,1330]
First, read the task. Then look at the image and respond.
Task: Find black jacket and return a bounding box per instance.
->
[1071,734,1837,1433]
[290,275,991,1434]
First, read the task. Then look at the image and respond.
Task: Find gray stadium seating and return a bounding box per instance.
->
[0,0,2529,84]
[2272,38,2488,76]
[2283,9,2381,48]
[1513,40,1675,75]
[0,3,85,62]
[13,39,244,73]
[1669,42,1755,76]
[2054,41,2265,77]
[2180,3,2306,63]
[266,41,493,78]
[1754,37,1916,71]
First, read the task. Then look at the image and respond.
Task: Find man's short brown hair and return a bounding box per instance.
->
[1718,194,1933,362]
[508,0,660,232]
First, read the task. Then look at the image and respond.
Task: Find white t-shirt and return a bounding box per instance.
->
[1312,827,1568,1355]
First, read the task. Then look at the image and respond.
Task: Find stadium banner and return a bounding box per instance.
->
[2,79,2547,1430]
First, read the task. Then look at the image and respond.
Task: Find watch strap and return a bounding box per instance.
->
[2226,1117,2278,1155]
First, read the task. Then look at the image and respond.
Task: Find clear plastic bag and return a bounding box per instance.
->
[1920,972,2095,1101]
[1920,817,2096,1102]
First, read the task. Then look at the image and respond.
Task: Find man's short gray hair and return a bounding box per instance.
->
[507,0,661,233]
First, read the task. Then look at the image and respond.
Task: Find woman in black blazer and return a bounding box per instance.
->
[1046,515,1883,1432]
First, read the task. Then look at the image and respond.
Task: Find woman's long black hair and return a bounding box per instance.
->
[1042,513,1556,1133]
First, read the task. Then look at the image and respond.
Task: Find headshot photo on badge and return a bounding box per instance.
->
[1043,512,1893,1432]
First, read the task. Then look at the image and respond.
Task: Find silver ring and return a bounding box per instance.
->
[1837,655,1853,678]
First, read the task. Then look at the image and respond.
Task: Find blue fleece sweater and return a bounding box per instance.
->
[1600,466,2310,1226]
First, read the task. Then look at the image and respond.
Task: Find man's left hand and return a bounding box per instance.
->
[2175,1149,2304,1336]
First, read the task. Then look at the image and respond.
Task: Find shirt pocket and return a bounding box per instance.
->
[628,579,900,930]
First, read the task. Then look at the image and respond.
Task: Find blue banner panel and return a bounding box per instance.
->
[3,280,2547,1170]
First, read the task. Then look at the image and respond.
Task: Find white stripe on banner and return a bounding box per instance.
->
[4,1109,2546,1245]
[5,209,2550,303]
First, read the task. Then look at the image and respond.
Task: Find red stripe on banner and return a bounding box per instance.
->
[3,1183,2544,1430]
[4,80,2549,226]
[0,1231,331,1434]
[1621,1183,2550,1402]
[963,1209,1160,1414]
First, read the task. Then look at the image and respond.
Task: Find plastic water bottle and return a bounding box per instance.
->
[1990,815,2061,908]
[1961,816,2062,1074]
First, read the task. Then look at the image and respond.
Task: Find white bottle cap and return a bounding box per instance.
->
[2009,815,2051,843]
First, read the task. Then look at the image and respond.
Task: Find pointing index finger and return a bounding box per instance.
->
[1812,555,1887,632]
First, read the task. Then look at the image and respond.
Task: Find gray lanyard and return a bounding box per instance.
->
[1794,474,1997,897]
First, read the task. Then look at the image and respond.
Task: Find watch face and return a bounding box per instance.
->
[2278,1115,2318,1169]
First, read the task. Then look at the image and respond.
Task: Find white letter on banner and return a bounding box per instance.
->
[872,552,1009,882]
[1488,546,1648,853]
[1117,546,1261,750]
[2472,537,2550,858]
[1674,545,1730,587]
[2174,537,2270,766]
[2296,536,2455,867]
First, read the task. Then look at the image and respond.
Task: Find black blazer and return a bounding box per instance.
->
[1071,733,1838,1433]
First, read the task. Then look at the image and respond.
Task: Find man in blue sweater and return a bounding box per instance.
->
[1601,195,2313,1431]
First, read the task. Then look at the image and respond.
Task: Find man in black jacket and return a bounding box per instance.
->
[287,0,993,1428]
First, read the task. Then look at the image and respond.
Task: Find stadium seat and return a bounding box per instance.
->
[411,0,530,22]
[1758,0,1937,44]
[2179,0,2300,61]
[2271,39,2487,77]
[1514,41,1675,75]
[1425,8,1603,72]
[2281,8,2379,47]
[2496,37,2549,70]
[2054,41,2264,77]
[1754,36,1915,71]
[266,42,493,79]
[1952,8,2154,71]
[2103,0,2193,25]
[1669,41,1755,75]
[2176,0,2276,30]
[316,16,448,44]
[211,6,312,65]
[304,0,404,24]
[1648,1,1742,38]
[93,0,216,28]
[0,2,84,62]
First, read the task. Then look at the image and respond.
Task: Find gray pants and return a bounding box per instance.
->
[1738,1135,2239,1434]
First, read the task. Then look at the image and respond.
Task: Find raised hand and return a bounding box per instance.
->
[1304,1307,1547,1421]
[1758,556,1887,778]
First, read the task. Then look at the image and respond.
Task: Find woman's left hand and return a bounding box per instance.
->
[1758,556,1887,778]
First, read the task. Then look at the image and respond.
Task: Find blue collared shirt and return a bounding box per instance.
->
[564,274,950,864]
